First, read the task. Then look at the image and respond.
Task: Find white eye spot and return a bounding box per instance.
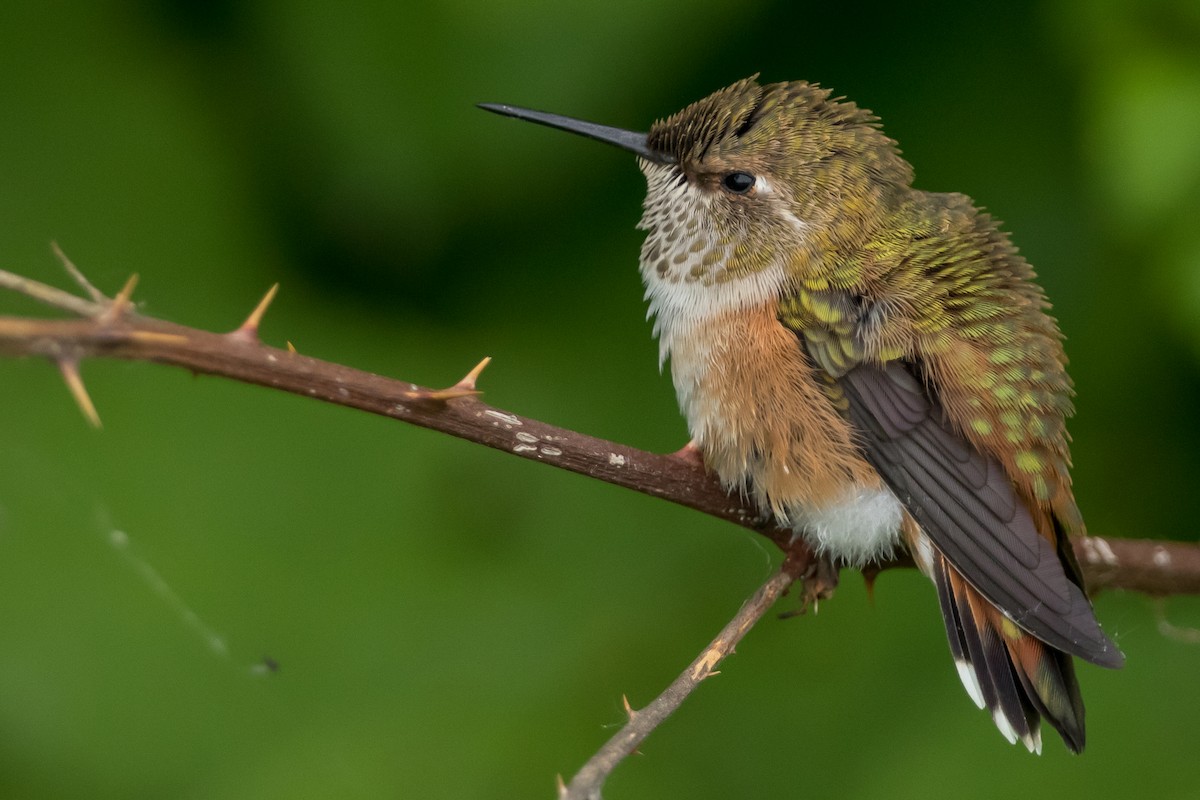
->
[754,175,773,194]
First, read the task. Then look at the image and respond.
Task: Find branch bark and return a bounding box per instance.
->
[0,266,1194,594]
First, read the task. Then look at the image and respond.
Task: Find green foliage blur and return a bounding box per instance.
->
[1,0,1198,797]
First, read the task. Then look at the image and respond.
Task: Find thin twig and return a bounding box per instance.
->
[0,268,106,318]
[51,241,106,303]
[561,554,809,800]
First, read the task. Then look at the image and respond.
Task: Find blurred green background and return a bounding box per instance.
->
[1,0,1198,797]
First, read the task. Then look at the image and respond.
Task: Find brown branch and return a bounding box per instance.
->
[0,266,1197,594]
[560,554,808,800]
[1,267,1196,597]
[1075,536,1200,596]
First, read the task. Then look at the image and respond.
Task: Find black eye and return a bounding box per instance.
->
[721,171,755,194]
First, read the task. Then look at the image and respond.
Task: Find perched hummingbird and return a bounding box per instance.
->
[480,77,1123,753]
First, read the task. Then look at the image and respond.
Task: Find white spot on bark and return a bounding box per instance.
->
[516,432,539,444]
[513,444,538,454]
[484,410,522,426]
[1084,537,1119,566]
[540,446,562,457]
[608,453,627,466]
[1153,546,1171,568]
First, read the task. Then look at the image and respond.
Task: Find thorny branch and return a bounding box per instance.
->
[560,553,810,800]
[1,264,1195,593]
[1,259,1198,799]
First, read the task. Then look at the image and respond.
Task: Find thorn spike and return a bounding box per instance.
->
[99,273,139,323]
[403,356,493,401]
[58,359,102,428]
[458,355,491,392]
[621,694,638,721]
[234,283,280,339]
[51,241,105,303]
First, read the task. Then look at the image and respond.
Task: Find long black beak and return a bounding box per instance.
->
[478,103,674,164]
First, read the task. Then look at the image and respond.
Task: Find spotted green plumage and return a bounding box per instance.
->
[779,189,1078,514]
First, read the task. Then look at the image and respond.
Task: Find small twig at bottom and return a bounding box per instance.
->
[560,554,808,800]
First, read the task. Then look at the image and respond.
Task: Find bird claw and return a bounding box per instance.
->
[779,546,838,617]
[800,556,839,614]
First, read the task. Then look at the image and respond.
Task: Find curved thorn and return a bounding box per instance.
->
[458,356,491,392]
[621,694,638,721]
[403,356,493,401]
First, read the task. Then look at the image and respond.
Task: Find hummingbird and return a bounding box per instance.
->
[480,76,1123,753]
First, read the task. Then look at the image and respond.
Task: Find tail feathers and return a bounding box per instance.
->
[930,551,1086,753]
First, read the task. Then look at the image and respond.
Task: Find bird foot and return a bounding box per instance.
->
[779,547,838,617]
[669,439,706,468]
[800,556,839,613]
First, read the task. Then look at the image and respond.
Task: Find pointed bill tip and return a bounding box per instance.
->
[478,102,673,164]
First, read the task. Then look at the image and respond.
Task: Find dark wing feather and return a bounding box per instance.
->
[840,362,1123,668]
[944,557,1040,746]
